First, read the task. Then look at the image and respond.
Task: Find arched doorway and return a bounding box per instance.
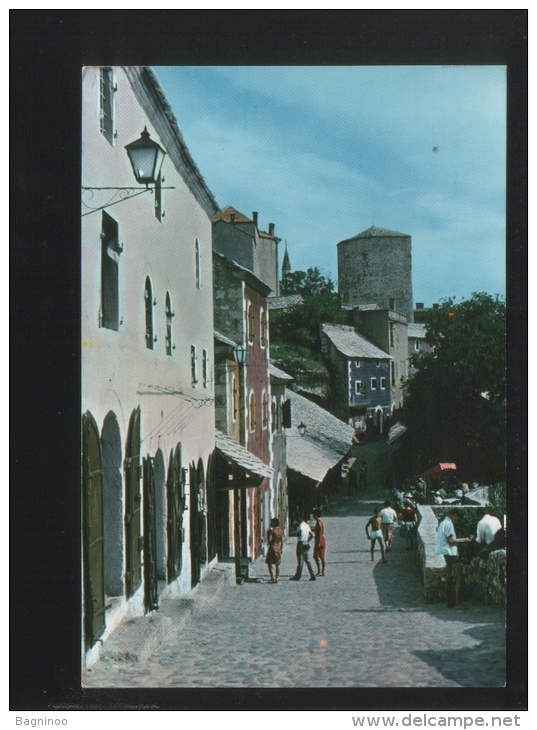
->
[206,453,218,563]
[124,407,142,599]
[82,411,105,648]
[143,453,159,613]
[153,449,166,581]
[190,459,207,588]
[101,411,123,596]
[167,444,185,583]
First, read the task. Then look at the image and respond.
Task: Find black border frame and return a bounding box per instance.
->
[10,9,527,711]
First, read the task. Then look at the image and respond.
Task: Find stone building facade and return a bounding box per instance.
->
[337,226,414,324]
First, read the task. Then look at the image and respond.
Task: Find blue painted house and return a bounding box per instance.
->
[321,323,392,434]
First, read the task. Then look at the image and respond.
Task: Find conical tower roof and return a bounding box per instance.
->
[282,243,292,275]
[339,225,409,244]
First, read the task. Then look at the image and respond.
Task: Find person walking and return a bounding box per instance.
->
[265,517,284,583]
[380,500,398,551]
[366,507,388,564]
[312,509,326,576]
[400,499,418,550]
[290,515,316,581]
[436,509,473,609]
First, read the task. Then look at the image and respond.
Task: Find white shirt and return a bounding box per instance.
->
[436,516,458,557]
[297,521,313,544]
[476,514,502,545]
[380,507,398,524]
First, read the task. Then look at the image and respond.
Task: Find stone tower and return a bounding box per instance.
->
[337,226,413,322]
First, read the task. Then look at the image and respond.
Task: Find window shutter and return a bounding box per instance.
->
[282,398,291,428]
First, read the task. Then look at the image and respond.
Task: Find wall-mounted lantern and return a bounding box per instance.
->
[125,127,166,187]
[82,127,174,217]
[233,343,248,365]
[297,421,307,437]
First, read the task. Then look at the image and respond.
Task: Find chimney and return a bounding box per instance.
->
[268,223,275,236]
[432,303,439,309]
[416,303,424,309]
[252,211,258,227]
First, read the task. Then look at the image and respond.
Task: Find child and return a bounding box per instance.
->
[366,508,388,563]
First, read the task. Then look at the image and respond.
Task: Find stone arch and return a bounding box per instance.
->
[101,411,124,596]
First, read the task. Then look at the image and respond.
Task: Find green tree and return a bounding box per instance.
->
[402,293,506,483]
[281,266,335,297]
[272,268,345,349]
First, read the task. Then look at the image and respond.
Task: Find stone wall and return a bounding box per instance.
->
[416,503,506,607]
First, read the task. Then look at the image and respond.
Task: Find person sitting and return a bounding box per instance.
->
[475,507,503,557]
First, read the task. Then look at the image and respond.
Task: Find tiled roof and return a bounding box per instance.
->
[340,225,409,242]
[215,430,273,479]
[408,323,427,339]
[321,323,391,360]
[268,294,304,310]
[269,363,294,381]
[287,390,354,484]
[212,206,252,224]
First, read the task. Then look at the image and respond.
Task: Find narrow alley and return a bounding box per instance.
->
[84,488,505,689]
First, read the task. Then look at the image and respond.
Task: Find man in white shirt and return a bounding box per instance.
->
[380,500,398,551]
[476,508,502,546]
[436,509,473,609]
[290,516,316,581]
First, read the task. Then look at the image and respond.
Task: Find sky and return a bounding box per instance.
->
[154,65,506,306]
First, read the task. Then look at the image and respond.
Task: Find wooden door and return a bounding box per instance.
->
[124,408,142,598]
[82,412,105,647]
[143,455,159,613]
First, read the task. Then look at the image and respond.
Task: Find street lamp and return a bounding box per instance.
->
[297,421,307,437]
[125,127,166,187]
[233,343,248,365]
[82,126,174,216]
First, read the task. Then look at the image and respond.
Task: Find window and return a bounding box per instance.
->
[389,297,396,311]
[195,239,201,289]
[99,68,115,144]
[371,377,378,390]
[144,277,154,349]
[390,323,395,347]
[100,212,120,330]
[391,362,396,385]
[260,308,267,348]
[191,345,198,384]
[355,380,364,395]
[202,349,208,388]
[271,397,277,433]
[380,377,387,390]
[165,291,174,356]
[414,340,420,352]
[249,391,256,432]
[247,303,254,343]
[262,390,268,429]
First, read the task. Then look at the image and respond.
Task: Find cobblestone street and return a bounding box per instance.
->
[85,492,505,689]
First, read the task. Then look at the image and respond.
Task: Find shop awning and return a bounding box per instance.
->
[422,462,457,479]
[215,430,273,483]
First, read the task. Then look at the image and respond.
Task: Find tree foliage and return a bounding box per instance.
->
[272,268,345,349]
[401,293,506,483]
[280,266,336,297]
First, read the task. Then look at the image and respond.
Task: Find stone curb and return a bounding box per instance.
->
[97,563,235,665]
